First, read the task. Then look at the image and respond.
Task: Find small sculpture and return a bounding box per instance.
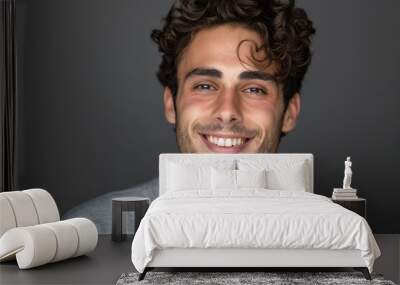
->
[342,156,353,189]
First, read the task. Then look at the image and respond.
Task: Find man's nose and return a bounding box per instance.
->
[214,89,242,124]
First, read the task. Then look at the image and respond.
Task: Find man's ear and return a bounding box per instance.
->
[163,87,176,124]
[281,92,301,133]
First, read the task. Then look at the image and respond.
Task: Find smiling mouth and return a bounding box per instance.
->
[199,133,253,153]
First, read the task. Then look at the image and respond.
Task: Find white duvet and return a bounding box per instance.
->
[131,189,380,273]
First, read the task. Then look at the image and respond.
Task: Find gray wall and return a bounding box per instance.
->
[16,0,400,233]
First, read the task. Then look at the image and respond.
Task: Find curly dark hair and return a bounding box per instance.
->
[151,0,315,107]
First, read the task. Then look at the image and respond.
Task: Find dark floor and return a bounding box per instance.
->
[374,234,400,284]
[0,235,398,285]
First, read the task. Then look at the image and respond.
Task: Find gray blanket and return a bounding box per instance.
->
[62,178,159,234]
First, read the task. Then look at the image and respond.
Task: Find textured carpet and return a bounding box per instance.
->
[116,271,396,285]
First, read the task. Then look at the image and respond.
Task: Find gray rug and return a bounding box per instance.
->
[116,271,397,285]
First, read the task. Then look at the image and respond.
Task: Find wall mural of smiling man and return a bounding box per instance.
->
[64,0,315,233]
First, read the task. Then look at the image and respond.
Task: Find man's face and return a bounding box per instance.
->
[163,24,300,153]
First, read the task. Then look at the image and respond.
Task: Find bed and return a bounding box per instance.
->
[131,153,381,280]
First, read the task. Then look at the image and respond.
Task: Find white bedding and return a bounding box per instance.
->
[131,189,380,273]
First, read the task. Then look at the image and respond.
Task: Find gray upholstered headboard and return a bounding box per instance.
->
[159,153,314,195]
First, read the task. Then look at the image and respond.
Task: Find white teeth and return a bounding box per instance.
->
[206,136,246,147]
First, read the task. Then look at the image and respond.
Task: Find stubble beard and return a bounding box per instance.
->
[175,117,193,153]
[174,112,284,154]
[257,119,282,153]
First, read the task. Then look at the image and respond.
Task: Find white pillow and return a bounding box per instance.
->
[266,165,306,191]
[236,169,267,189]
[238,159,308,191]
[211,168,268,190]
[166,159,236,192]
[167,162,211,191]
[211,168,236,190]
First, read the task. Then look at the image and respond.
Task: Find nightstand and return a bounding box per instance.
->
[331,198,366,219]
[112,196,150,242]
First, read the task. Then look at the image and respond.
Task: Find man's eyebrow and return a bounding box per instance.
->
[184,68,222,81]
[239,70,277,82]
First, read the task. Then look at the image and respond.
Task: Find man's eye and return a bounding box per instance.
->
[243,87,267,95]
[193,84,216,91]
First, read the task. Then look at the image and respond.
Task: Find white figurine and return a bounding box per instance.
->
[342,156,353,189]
